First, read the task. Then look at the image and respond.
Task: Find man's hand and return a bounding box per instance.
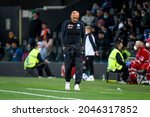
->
[95,51,99,56]
[45,59,49,63]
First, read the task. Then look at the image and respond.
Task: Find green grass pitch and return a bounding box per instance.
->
[0,76,150,100]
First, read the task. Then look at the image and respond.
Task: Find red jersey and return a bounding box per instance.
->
[132,47,150,68]
[41,28,50,41]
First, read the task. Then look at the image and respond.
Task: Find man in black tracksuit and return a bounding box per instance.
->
[61,10,85,91]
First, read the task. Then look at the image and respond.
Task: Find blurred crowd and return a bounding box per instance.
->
[0,0,150,62]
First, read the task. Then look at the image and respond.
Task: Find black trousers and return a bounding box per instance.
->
[36,62,53,77]
[64,45,83,84]
[115,65,129,81]
[85,56,94,76]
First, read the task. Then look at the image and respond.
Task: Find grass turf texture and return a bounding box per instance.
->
[0,76,150,100]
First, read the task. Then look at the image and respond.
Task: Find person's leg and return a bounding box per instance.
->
[43,63,54,77]
[74,55,83,85]
[36,62,53,77]
[64,47,73,90]
[88,56,94,76]
[120,65,129,82]
[142,63,150,81]
[84,56,94,81]
[85,56,90,75]
[128,63,138,82]
[37,63,44,77]
[65,55,73,82]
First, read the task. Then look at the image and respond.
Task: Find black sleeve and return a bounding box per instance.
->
[36,20,42,37]
[89,34,97,51]
[61,22,66,47]
[81,22,85,47]
[81,24,85,45]
[37,53,44,63]
[116,52,125,65]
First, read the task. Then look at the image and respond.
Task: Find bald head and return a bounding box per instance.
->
[70,10,80,23]
[135,41,144,46]
[134,40,144,50]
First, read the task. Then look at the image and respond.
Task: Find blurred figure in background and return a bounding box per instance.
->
[96,31,110,61]
[40,22,54,61]
[81,10,95,26]
[29,11,42,48]
[6,31,18,44]
[91,3,99,15]
[4,41,13,61]
[11,41,23,62]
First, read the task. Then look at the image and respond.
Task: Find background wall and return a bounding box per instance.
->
[0,7,20,44]
[0,0,62,9]
[0,62,107,79]
[0,0,100,45]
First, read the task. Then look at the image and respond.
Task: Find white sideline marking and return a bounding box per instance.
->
[0,89,81,100]
[27,88,76,93]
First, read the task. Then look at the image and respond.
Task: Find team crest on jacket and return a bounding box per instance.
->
[77,24,81,29]
[67,24,73,29]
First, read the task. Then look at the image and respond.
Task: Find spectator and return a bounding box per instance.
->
[29,11,42,47]
[91,9,104,28]
[140,9,150,32]
[96,31,110,61]
[100,0,112,11]
[4,41,13,61]
[142,1,150,13]
[115,18,128,47]
[81,10,95,26]
[41,22,53,47]
[103,11,115,29]
[40,22,54,61]
[135,3,142,12]
[37,41,47,60]
[132,10,142,34]
[126,18,136,36]
[91,3,99,15]
[11,41,23,62]
[6,31,18,44]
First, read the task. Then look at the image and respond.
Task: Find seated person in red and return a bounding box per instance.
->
[141,38,150,82]
[129,39,150,83]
